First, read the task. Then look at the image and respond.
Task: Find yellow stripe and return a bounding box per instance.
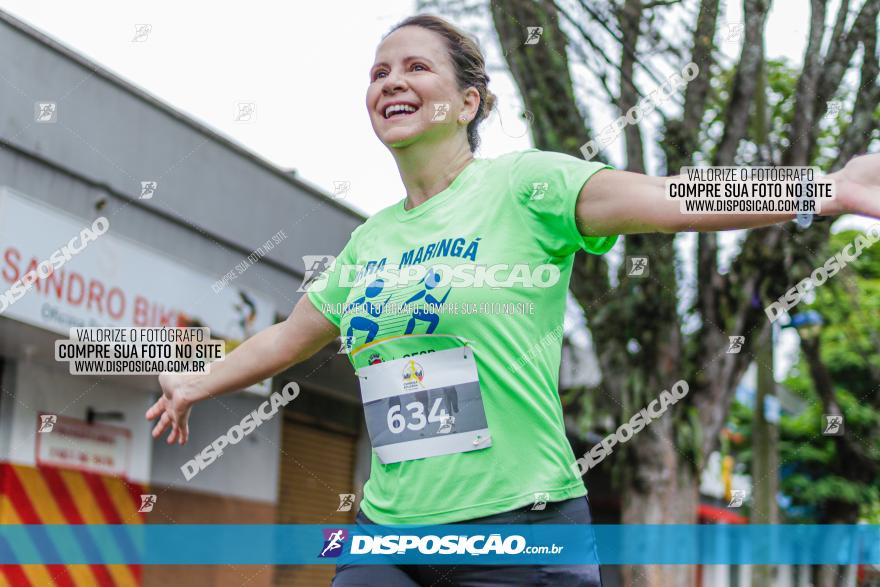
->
[61,472,140,586]
[0,567,10,587]
[101,477,143,525]
[101,478,142,586]
[65,565,96,587]
[103,478,142,586]
[4,467,140,587]
[352,333,469,355]
[107,565,139,587]
[58,471,103,524]
[104,565,137,587]
[12,467,65,523]
[0,495,18,524]
[2,501,54,587]
[21,564,55,587]
[12,468,100,587]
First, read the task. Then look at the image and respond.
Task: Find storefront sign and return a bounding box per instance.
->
[35,414,131,476]
[0,187,276,394]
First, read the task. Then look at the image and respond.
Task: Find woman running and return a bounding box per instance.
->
[147,14,880,587]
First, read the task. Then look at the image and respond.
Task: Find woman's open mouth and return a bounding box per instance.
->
[383,103,420,119]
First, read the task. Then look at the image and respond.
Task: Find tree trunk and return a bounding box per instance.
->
[620,417,700,586]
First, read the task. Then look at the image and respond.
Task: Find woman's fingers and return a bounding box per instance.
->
[167,423,178,445]
[147,387,191,445]
[145,396,165,421]
[178,417,189,445]
[152,412,170,438]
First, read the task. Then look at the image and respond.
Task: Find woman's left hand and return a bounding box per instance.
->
[824,153,880,219]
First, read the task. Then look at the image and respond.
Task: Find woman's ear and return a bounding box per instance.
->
[461,86,481,123]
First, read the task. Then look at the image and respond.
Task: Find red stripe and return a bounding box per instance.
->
[2,467,40,524]
[37,468,82,523]
[113,477,145,583]
[39,467,116,587]
[0,466,30,586]
[0,565,32,587]
[4,467,79,587]
[82,473,142,583]
[121,478,146,523]
[698,503,748,524]
[45,566,77,587]
[81,473,121,524]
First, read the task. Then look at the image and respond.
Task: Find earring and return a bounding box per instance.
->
[459,115,468,123]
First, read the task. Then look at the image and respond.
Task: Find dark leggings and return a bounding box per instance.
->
[330,495,603,586]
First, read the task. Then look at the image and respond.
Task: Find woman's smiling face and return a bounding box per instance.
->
[366,25,468,149]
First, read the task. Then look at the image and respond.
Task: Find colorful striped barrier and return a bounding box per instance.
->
[0,462,144,587]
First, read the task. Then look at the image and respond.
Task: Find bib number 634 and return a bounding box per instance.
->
[387,397,449,434]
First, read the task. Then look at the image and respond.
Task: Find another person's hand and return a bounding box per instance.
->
[146,372,196,445]
[825,153,880,219]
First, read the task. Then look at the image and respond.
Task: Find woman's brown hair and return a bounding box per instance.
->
[387,15,497,152]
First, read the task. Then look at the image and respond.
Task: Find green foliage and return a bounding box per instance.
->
[730,229,880,522]
[698,59,855,166]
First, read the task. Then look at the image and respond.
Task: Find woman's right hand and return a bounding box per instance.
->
[143,296,342,446]
[146,371,196,445]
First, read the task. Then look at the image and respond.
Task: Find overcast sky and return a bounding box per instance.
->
[0,0,829,217]
[1,0,867,380]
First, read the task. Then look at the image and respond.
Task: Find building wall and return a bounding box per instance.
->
[3,356,153,482]
[149,389,283,503]
[0,12,364,312]
[0,10,368,586]
[141,486,276,587]
[274,415,359,587]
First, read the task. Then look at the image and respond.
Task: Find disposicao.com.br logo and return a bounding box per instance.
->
[319,530,563,557]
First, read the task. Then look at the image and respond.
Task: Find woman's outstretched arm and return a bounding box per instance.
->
[576,154,880,236]
[146,295,339,445]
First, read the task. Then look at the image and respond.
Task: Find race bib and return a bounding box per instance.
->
[353,335,492,464]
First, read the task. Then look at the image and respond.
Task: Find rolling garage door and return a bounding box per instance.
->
[274,412,359,587]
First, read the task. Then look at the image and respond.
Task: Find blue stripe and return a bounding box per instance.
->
[0,524,876,565]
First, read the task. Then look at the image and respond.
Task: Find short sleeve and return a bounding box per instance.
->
[508,149,618,257]
[305,226,362,328]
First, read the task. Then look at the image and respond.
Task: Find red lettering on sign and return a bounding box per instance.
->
[2,247,20,283]
[87,279,105,313]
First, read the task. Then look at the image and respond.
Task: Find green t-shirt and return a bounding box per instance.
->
[306,148,616,525]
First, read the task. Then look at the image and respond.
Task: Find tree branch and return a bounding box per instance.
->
[713,0,772,165]
[784,0,828,166]
[618,0,647,172]
[834,0,880,168]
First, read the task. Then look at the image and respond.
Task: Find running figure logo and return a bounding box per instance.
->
[140,181,158,200]
[529,182,548,201]
[338,336,355,354]
[626,256,649,277]
[299,255,334,292]
[524,27,543,45]
[138,494,157,513]
[822,415,844,436]
[319,529,348,558]
[825,101,842,119]
[531,492,550,510]
[431,103,450,122]
[727,336,745,354]
[401,268,451,335]
[437,412,456,435]
[345,278,392,344]
[38,415,57,433]
[132,24,152,42]
[337,494,355,512]
[35,102,57,123]
[728,489,746,508]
